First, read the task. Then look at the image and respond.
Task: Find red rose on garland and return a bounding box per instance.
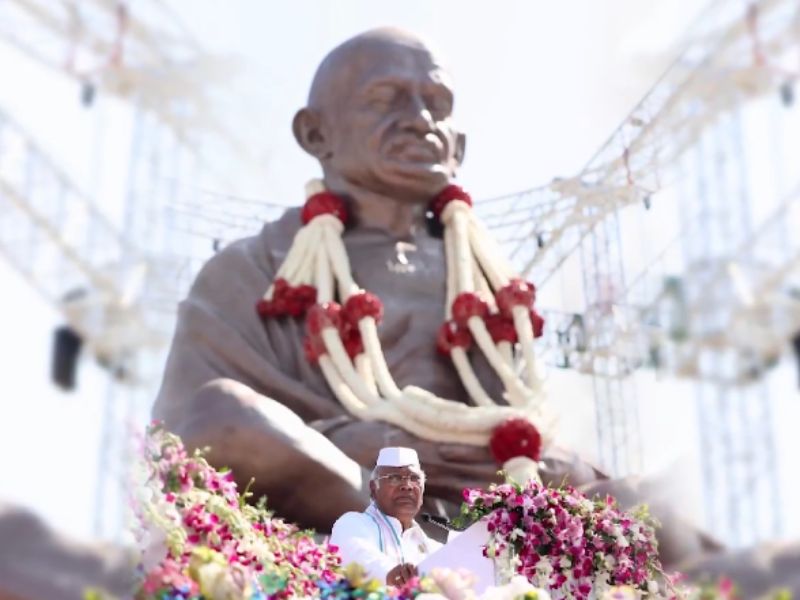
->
[429,184,472,222]
[301,191,348,225]
[489,417,543,484]
[256,278,318,319]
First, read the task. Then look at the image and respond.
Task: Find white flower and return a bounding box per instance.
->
[632,525,648,543]
[193,559,249,600]
[492,546,516,584]
[617,555,633,571]
[140,527,168,571]
[429,568,476,600]
[502,457,541,486]
[600,586,638,600]
[536,558,553,579]
[138,486,154,504]
[593,575,611,596]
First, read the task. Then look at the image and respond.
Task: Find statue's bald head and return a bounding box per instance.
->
[293,28,465,204]
[307,28,435,109]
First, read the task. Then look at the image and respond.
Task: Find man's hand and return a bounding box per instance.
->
[385,563,418,586]
[327,421,503,503]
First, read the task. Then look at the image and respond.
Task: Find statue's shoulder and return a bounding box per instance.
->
[189,206,302,295]
[257,206,303,256]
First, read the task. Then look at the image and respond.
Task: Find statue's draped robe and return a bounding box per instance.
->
[154,206,503,465]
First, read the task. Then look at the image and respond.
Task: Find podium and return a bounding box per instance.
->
[418,519,497,594]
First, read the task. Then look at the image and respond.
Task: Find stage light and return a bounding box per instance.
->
[81,82,96,107]
[51,326,83,391]
[780,81,794,107]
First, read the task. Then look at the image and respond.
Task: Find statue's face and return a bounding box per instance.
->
[370,466,425,521]
[317,39,463,202]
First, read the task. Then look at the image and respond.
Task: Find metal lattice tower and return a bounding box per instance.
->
[0,102,171,538]
[577,209,642,476]
[679,106,778,546]
[477,0,800,542]
[0,0,246,539]
[0,105,164,364]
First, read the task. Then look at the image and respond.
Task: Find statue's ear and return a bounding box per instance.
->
[292,107,332,159]
[454,132,466,167]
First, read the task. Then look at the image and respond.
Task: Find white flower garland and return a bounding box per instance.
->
[258,180,556,447]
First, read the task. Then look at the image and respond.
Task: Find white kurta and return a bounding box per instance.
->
[330,503,442,583]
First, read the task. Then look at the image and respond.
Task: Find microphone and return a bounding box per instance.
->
[421,513,460,532]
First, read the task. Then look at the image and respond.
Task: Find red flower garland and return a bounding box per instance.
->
[343,291,384,325]
[489,417,542,464]
[484,313,518,344]
[301,191,348,225]
[302,334,326,364]
[451,292,490,327]
[429,184,472,222]
[340,325,365,359]
[530,309,545,338]
[495,278,537,317]
[306,302,342,335]
[436,321,473,355]
[256,278,317,319]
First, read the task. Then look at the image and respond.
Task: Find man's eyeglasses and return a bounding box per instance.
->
[375,473,425,487]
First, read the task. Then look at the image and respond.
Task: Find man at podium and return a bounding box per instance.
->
[330,447,442,586]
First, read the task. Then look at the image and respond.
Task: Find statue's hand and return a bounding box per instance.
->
[326,420,502,503]
[538,446,607,488]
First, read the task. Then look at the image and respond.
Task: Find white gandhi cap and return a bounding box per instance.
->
[376,447,420,468]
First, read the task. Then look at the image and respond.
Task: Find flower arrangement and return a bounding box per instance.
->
[128,423,553,600]
[454,479,666,600]
[123,424,787,600]
[133,422,342,598]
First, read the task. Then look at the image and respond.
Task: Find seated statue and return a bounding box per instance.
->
[153,27,716,567]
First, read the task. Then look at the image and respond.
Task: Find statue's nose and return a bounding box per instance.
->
[399,94,436,133]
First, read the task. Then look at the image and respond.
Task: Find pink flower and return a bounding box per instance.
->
[718,576,738,599]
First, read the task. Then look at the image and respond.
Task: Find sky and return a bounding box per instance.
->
[6,0,796,548]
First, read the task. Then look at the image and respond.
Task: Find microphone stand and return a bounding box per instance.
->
[421,513,465,533]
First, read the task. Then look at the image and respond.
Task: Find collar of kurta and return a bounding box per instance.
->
[366,503,422,537]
